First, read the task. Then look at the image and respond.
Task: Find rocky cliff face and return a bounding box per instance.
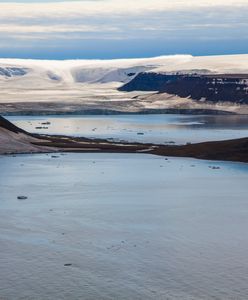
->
[119,73,248,104]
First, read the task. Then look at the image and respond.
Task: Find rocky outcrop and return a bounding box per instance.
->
[0,115,27,134]
[0,116,56,154]
[0,67,27,78]
[119,73,248,104]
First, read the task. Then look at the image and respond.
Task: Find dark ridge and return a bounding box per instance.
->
[119,72,172,91]
[119,73,248,104]
[0,115,27,134]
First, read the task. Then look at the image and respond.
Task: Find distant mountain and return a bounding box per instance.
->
[119,73,248,104]
[0,55,192,85]
[0,54,248,114]
[0,54,247,86]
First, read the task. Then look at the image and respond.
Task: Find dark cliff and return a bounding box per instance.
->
[119,73,248,104]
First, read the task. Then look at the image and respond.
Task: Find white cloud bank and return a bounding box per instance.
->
[0,0,247,18]
[0,0,247,57]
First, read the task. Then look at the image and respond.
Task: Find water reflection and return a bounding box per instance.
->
[7,114,248,145]
[0,153,248,299]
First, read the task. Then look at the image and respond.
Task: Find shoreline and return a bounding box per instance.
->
[2,133,248,164]
[1,115,248,163]
[34,135,248,163]
[0,108,238,116]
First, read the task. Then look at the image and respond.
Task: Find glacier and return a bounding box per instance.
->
[0,54,247,114]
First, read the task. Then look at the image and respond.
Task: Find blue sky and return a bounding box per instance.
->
[0,0,247,59]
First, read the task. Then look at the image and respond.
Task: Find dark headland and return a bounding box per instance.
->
[119,73,248,104]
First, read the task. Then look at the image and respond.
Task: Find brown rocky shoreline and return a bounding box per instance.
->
[1,115,248,163]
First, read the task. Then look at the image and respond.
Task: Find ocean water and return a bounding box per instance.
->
[0,153,248,299]
[7,114,248,144]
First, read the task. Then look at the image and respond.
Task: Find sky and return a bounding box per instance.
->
[0,0,247,59]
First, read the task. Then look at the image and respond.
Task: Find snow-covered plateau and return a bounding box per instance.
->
[0,54,248,114]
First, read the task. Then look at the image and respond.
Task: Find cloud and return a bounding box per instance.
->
[0,0,247,58]
[0,0,247,19]
[0,23,120,34]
